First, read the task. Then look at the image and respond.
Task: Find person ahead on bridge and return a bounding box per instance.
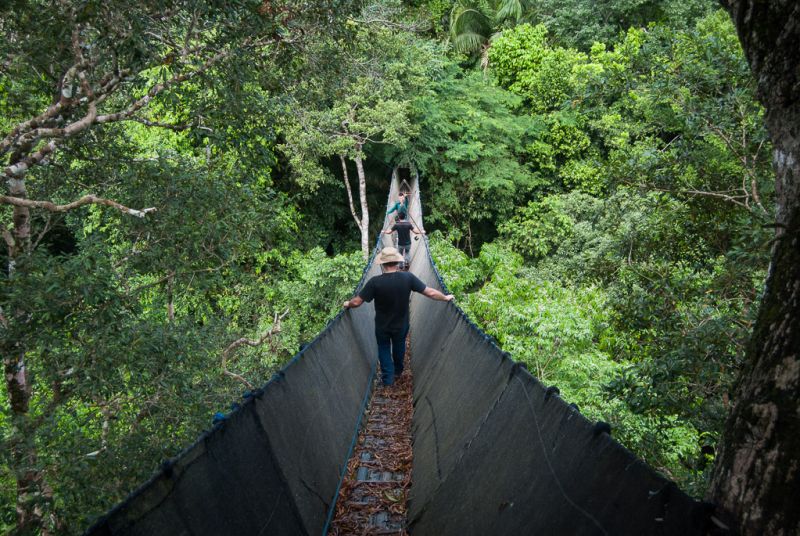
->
[386,192,409,220]
[343,247,454,386]
[383,212,424,270]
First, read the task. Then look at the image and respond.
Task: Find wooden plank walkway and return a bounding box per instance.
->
[328,338,414,535]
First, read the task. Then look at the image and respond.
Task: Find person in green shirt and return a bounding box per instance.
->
[386,192,409,220]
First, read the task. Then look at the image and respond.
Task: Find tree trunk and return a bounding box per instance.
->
[340,154,363,231]
[4,169,53,533]
[7,420,54,535]
[709,3,800,535]
[354,149,370,260]
[7,177,29,271]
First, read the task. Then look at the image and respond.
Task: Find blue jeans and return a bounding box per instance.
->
[375,324,409,386]
[398,244,410,269]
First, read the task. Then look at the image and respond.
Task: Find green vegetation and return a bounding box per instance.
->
[429,5,770,496]
[0,0,775,532]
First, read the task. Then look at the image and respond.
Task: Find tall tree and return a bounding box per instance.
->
[709,2,800,534]
[0,1,352,532]
[279,20,432,258]
[405,67,537,252]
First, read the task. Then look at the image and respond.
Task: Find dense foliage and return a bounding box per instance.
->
[1,1,366,533]
[0,0,774,533]
[427,6,771,495]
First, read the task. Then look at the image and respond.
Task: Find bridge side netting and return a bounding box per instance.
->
[406,194,706,536]
[84,178,412,535]
[86,297,378,536]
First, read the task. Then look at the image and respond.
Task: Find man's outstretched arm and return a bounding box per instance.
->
[422,287,454,302]
[343,296,365,309]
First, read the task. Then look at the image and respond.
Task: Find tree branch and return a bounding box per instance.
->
[4,139,61,178]
[681,189,750,207]
[0,34,100,157]
[127,273,173,296]
[127,117,192,130]
[9,99,97,166]
[30,215,55,251]
[636,182,764,214]
[0,194,156,218]
[184,10,199,54]
[95,48,231,125]
[221,309,289,389]
[0,90,71,157]
[1,40,230,181]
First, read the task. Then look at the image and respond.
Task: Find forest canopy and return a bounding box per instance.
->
[1,0,785,534]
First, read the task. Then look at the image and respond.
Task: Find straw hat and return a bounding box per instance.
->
[377,246,404,264]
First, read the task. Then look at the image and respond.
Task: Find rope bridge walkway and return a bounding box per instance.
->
[327,336,414,535]
[85,174,713,535]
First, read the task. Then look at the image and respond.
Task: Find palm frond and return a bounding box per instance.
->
[452,31,490,54]
[450,1,493,56]
[495,0,523,23]
[450,5,493,38]
[496,0,536,24]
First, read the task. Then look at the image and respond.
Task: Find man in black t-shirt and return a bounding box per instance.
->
[384,213,424,269]
[343,247,454,386]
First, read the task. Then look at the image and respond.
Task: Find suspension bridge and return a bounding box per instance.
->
[85,175,709,535]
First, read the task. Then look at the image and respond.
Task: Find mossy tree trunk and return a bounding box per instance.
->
[710,2,800,535]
